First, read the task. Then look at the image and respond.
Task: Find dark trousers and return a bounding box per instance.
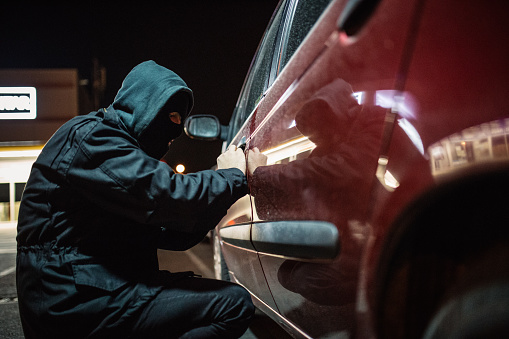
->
[129,276,255,338]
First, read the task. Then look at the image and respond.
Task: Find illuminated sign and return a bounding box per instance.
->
[0,87,36,119]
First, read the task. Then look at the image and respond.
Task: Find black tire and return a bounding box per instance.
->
[212,229,230,281]
[422,281,509,339]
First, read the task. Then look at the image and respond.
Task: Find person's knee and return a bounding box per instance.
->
[239,287,255,318]
[226,283,255,316]
[216,284,255,338]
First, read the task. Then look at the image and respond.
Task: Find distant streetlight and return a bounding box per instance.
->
[175,164,185,173]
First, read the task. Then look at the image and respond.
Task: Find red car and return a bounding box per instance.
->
[185,0,509,337]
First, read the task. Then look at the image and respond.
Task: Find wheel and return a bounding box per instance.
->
[422,241,509,339]
[422,280,509,339]
[377,173,509,339]
[213,229,230,281]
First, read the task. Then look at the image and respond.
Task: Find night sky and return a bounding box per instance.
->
[1,2,279,172]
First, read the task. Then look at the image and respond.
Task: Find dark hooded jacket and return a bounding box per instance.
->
[16,61,248,338]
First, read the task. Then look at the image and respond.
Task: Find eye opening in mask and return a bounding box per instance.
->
[169,112,182,125]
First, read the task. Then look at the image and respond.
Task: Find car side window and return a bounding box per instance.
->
[227,2,287,142]
[227,0,332,143]
[279,0,333,72]
[244,6,285,115]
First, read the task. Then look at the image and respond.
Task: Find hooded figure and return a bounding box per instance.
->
[16,61,254,338]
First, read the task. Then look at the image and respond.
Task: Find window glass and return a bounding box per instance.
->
[0,183,8,203]
[0,183,9,222]
[227,0,332,143]
[228,1,287,142]
[279,0,333,72]
[14,182,25,220]
[15,182,25,201]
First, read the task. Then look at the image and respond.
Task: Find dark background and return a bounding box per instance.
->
[1,2,279,172]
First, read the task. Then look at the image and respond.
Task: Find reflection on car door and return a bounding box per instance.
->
[246,0,420,336]
[217,0,289,313]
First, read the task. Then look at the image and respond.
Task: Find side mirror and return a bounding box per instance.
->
[184,114,229,141]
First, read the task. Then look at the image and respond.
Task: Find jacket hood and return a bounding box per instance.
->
[110,60,194,140]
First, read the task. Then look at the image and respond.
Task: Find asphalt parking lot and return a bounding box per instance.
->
[0,225,23,338]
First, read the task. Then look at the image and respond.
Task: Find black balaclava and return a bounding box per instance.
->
[109,60,194,160]
[138,91,190,159]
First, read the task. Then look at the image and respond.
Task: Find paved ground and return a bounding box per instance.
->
[0,225,290,338]
[0,226,23,338]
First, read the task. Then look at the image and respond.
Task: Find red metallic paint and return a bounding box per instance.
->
[216,0,509,337]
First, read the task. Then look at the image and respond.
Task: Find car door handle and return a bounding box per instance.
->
[251,220,339,260]
[219,223,255,251]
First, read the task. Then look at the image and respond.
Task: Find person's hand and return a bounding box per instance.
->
[247,147,267,175]
[216,145,246,175]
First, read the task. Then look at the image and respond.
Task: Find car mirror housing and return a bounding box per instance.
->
[184,114,228,141]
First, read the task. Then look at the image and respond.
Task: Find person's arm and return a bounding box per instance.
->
[65,124,248,229]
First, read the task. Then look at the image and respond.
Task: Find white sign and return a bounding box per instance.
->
[0,87,37,119]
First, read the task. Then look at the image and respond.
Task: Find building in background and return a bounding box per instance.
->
[0,69,79,223]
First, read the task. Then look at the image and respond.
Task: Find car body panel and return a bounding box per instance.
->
[361,1,509,336]
[213,0,509,337]
[243,0,419,336]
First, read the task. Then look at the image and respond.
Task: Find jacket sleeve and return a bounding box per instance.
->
[64,119,248,239]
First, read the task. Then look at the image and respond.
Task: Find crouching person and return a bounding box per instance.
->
[16,60,265,338]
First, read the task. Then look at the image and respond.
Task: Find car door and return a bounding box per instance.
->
[216,0,287,313]
[245,0,421,337]
[218,0,338,331]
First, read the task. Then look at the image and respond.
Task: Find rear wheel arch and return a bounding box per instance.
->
[375,164,509,338]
